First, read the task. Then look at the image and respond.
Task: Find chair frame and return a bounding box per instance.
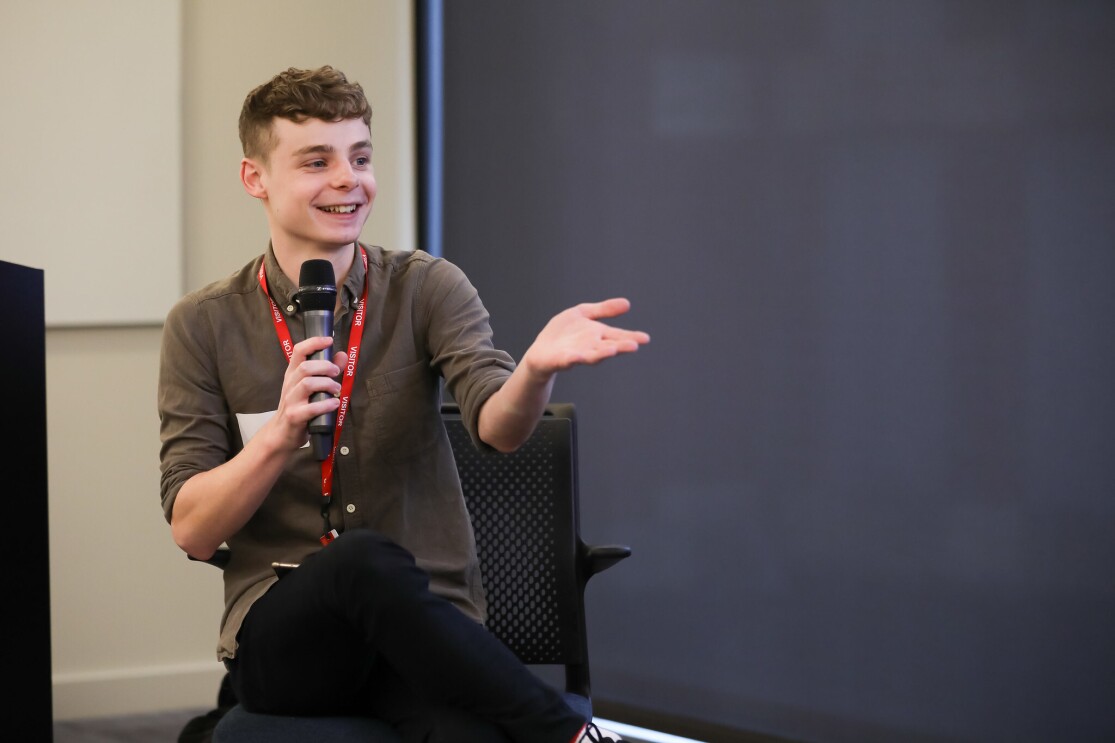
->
[441,401,631,699]
[187,401,629,739]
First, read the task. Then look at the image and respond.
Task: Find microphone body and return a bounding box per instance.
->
[297,260,338,461]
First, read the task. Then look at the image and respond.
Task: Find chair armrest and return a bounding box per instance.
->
[188,547,232,570]
[581,543,632,581]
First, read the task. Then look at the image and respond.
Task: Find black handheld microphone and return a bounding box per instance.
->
[296,259,338,461]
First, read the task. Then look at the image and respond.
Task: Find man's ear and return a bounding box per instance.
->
[240,157,267,199]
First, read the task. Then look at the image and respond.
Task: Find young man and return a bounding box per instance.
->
[159,65,648,743]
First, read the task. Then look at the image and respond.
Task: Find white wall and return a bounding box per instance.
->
[0,0,182,327]
[23,0,416,719]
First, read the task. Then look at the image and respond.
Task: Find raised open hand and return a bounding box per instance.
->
[520,297,650,377]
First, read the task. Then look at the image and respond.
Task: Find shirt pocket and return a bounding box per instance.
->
[365,360,441,461]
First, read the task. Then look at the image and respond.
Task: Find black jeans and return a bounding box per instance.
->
[227,529,586,743]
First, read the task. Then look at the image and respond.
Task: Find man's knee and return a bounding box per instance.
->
[327,529,428,595]
[331,529,413,565]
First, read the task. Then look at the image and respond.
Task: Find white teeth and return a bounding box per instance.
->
[320,205,357,213]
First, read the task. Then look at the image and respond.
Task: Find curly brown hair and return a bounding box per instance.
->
[239,65,372,162]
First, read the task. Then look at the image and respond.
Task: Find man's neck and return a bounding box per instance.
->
[273,241,357,291]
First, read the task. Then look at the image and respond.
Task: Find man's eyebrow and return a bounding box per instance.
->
[291,144,335,158]
[290,141,371,158]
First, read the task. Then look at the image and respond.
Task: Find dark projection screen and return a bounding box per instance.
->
[435,2,1115,741]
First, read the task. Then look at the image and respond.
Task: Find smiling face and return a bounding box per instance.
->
[241,116,377,261]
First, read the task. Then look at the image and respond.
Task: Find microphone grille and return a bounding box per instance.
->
[299,259,335,288]
[296,259,337,312]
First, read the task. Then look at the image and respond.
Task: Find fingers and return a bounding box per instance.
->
[283,336,344,408]
[579,299,650,341]
[606,335,648,352]
[579,300,651,346]
[289,336,346,377]
[580,335,645,363]
[291,335,336,363]
[604,327,651,346]
[580,297,632,319]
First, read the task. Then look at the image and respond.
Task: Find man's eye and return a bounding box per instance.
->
[354,156,370,167]
[308,160,327,168]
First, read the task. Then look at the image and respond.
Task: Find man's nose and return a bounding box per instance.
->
[332,161,358,188]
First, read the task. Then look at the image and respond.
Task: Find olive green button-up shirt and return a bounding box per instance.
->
[158,243,514,661]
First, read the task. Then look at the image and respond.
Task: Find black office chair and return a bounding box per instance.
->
[180,402,630,742]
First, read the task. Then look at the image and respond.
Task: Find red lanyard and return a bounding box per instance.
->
[258,247,369,543]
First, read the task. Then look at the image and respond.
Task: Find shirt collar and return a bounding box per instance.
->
[261,242,366,315]
[340,243,367,312]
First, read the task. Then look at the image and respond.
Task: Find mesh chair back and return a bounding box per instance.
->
[441,403,590,695]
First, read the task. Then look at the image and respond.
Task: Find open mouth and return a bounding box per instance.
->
[319,204,358,214]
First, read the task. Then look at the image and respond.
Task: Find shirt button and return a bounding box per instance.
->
[346,503,356,514]
[340,446,350,456]
[285,303,295,314]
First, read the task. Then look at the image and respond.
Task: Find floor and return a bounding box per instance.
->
[52,710,691,743]
[53,708,208,743]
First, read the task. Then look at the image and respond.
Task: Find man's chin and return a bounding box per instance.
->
[316,231,364,250]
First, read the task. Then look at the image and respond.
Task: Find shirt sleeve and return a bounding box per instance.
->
[417,256,516,448]
[157,294,232,524]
